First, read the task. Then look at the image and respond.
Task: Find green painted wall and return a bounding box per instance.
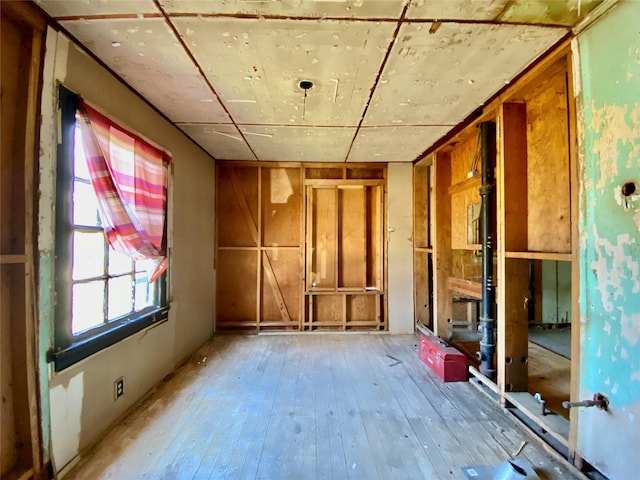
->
[576,1,640,478]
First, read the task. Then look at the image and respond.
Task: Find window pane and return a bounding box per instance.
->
[72,281,105,334]
[73,231,105,280]
[73,181,102,227]
[73,122,90,181]
[109,248,133,276]
[135,272,155,311]
[108,275,133,320]
[135,259,154,273]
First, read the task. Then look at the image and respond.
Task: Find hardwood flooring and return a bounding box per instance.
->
[63,334,579,479]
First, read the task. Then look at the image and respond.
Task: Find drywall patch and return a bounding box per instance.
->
[589,102,640,189]
[49,372,84,469]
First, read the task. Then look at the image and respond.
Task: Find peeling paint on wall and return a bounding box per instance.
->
[576,1,640,477]
[589,103,640,189]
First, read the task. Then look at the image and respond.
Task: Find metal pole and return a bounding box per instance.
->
[479,121,496,378]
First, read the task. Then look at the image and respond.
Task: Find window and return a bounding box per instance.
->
[50,86,170,371]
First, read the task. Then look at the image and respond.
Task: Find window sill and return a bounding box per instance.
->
[49,306,169,372]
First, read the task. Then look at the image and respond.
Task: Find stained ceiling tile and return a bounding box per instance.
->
[178,124,256,160]
[59,18,231,124]
[35,0,157,17]
[159,0,406,18]
[364,22,566,126]
[498,0,604,26]
[407,0,508,21]
[239,125,356,162]
[348,126,453,162]
[171,17,394,126]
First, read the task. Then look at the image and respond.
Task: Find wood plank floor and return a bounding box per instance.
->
[63,334,580,480]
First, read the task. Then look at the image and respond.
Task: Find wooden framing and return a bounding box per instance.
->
[215,163,386,332]
[304,179,385,331]
[432,151,453,340]
[1,1,47,477]
[418,41,579,461]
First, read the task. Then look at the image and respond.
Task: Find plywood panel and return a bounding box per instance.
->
[217,166,259,247]
[309,188,337,289]
[451,188,481,250]
[453,250,482,284]
[261,250,301,327]
[346,168,384,180]
[526,70,571,253]
[216,250,257,328]
[338,187,366,289]
[305,168,343,180]
[450,133,479,185]
[310,295,343,327]
[346,295,377,324]
[261,168,301,247]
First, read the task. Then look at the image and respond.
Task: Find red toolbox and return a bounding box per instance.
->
[418,334,467,382]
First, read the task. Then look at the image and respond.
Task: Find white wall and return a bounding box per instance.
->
[387,163,415,334]
[38,30,216,471]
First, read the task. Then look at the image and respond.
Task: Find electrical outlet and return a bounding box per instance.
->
[114,377,124,400]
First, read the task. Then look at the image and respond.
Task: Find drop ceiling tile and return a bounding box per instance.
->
[178,124,256,160]
[364,22,566,126]
[498,0,604,26]
[348,125,452,162]
[171,17,395,126]
[407,0,508,21]
[36,0,158,18]
[59,18,231,124]
[160,0,406,18]
[239,126,356,162]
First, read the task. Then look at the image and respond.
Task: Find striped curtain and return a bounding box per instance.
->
[78,100,170,281]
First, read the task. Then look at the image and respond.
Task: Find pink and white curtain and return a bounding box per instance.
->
[78,100,170,282]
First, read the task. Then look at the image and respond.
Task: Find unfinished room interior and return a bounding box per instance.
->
[1,0,638,479]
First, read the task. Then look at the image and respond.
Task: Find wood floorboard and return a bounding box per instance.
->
[63,334,580,480]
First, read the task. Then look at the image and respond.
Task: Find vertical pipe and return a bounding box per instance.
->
[479,121,496,378]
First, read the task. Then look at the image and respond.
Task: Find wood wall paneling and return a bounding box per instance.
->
[309,187,337,290]
[217,166,259,248]
[261,168,301,247]
[338,187,366,289]
[216,250,258,329]
[260,249,300,328]
[216,164,384,332]
[525,69,571,253]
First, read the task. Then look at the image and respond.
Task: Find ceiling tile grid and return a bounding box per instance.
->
[59,17,232,124]
[171,17,396,126]
[365,22,567,126]
[36,0,601,163]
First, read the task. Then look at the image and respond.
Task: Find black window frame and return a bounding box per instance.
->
[49,85,169,372]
